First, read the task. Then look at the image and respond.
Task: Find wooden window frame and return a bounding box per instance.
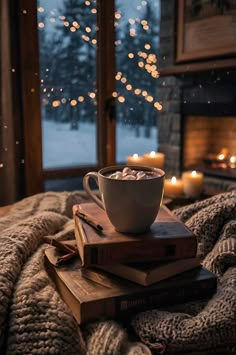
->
[18,0,116,194]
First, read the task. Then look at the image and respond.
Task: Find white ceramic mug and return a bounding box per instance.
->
[83,165,165,234]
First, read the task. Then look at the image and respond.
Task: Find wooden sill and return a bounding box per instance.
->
[159,58,236,76]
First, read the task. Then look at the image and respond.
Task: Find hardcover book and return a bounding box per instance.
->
[73,202,197,267]
[44,246,216,325]
[83,257,201,286]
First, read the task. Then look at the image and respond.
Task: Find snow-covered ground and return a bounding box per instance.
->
[42,120,158,169]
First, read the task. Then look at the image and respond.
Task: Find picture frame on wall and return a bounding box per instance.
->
[176,0,236,63]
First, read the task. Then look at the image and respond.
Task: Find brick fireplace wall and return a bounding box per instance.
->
[184,116,236,169]
[157,0,236,193]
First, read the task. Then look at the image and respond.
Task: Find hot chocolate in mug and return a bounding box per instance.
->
[83,165,165,234]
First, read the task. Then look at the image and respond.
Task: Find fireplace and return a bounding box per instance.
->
[157,70,236,194]
[183,115,236,180]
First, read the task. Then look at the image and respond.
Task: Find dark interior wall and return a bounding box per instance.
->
[0,0,26,206]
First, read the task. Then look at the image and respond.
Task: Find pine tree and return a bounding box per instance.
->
[38,10,58,121]
[54,0,97,129]
[116,2,160,138]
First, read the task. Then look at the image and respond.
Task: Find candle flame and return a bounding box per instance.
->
[150,151,156,157]
[132,153,139,159]
[220,148,228,156]
[217,153,225,160]
[191,170,197,176]
[171,176,177,184]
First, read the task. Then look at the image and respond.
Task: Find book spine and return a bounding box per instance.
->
[83,238,197,266]
[117,277,216,313]
[82,276,216,324]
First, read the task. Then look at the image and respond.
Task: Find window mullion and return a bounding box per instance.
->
[97,0,116,167]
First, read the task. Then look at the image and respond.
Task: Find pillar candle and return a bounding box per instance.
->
[142,151,165,169]
[164,176,184,197]
[229,156,236,169]
[126,153,145,166]
[182,170,204,198]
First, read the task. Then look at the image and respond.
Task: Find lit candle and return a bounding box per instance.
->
[216,152,227,169]
[164,176,184,197]
[142,151,165,169]
[126,153,145,166]
[216,148,228,168]
[229,156,236,169]
[182,170,204,198]
[217,153,225,161]
[217,148,228,160]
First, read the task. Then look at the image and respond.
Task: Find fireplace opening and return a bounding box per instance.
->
[183,115,236,180]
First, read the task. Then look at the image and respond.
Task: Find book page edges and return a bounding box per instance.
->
[74,217,86,265]
[97,264,147,285]
[147,257,201,285]
[96,257,201,286]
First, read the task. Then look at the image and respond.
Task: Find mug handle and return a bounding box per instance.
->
[83,172,105,210]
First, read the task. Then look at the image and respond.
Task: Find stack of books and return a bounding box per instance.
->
[44,202,217,325]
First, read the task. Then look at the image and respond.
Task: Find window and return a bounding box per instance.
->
[38,0,98,170]
[114,0,161,162]
[24,0,161,191]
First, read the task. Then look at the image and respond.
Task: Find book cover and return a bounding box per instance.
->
[44,246,216,325]
[73,202,197,267]
[82,257,201,286]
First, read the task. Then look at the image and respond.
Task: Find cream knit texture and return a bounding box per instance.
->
[0,190,235,355]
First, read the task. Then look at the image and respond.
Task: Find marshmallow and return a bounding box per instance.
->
[108,167,157,180]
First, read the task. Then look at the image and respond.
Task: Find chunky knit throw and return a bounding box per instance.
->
[0,190,235,355]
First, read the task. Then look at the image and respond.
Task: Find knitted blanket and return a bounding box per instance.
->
[0,191,235,355]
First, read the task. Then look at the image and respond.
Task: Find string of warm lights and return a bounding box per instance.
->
[37,1,162,111]
[41,70,161,110]
[114,73,162,110]
[44,87,162,111]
